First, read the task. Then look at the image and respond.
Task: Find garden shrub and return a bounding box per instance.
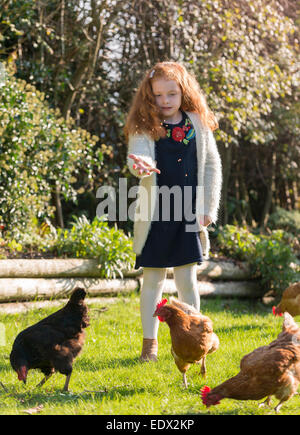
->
[0,215,135,278]
[267,207,300,236]
[0,64,99,234]
[54,215,135,278]
[217,225,299,293]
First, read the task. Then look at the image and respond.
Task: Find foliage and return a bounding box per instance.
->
[251,232,298,293]
[0,216,135,278]
[0,0,299,229]
[217,225,299,293]
[54,215,135,278]
[267,207,300,236]
[216,225,260,261]
[0,65,100,233]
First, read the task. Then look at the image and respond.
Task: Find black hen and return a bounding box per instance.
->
[10,288,89,391]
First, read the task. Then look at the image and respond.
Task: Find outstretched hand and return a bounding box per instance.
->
[128,154,161,176]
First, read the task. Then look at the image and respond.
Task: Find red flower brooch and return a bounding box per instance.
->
[164,118,195,144]
[172,126,185,142]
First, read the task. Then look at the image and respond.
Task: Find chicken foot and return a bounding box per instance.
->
[274,399,287,413]
[258,396,271,408]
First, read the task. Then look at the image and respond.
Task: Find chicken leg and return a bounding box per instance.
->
[36,373,54,389]
[183,373,188,389]
[200,357,206,378]
[63,373,72,392]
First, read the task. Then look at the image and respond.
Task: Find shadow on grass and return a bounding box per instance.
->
[0,382,147,411]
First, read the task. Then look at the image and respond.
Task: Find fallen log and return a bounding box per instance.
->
[166,260,252,281]
[154,279,263,298]
[0,259,253,280]
[0,259,103,278]
[0,276,263,302]
[0,277,138,302]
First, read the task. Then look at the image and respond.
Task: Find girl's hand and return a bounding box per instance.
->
[200,215,212,227]
[128,154,161,176]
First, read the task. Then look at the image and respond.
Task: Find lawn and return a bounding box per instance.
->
[0,294,299,415]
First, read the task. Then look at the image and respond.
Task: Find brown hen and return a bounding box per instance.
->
[273,281,300,317]
[201,312,300,412]
[153,297,219,388]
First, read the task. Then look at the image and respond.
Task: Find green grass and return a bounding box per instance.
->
[0,294,299,415]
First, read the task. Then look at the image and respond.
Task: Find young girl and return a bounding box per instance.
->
[124,62,222,362]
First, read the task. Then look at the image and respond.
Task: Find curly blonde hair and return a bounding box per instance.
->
[124,61,218,141]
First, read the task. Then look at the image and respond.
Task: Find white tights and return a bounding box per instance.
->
[140,262,199,339]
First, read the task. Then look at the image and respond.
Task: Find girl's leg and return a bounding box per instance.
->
[139,267,167,361]
[140,267,167,339]
[173,262,200,311]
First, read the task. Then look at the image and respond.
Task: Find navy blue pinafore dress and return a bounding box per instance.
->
[134,111,203,269]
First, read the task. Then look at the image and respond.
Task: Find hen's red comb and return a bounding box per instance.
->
[200,386,211,407]
[272,306,283,317]
[156,298,168,322]
[156,298,168,310]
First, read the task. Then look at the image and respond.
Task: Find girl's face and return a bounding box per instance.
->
[151,78,182,123]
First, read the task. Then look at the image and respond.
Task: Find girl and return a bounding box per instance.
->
[124,62,222,362]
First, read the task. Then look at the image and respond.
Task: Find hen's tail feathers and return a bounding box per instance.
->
[209,333,220,354]
[69,288,86,304]
[169,297,200,316]
[283,312,299,332]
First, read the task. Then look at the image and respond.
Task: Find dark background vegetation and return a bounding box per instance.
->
[0,0,299,289]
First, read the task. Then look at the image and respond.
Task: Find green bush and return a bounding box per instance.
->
[0,64,100,234]
[217,225,299,293]
[267,207,300,235]
[216,225,260,261]
[54,215,135,278]
[0,216,135,278]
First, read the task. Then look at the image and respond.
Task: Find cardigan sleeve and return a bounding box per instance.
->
[127,134,157,179]
[203,129,222,223]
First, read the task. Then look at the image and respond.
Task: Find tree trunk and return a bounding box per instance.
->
[220,143,232,225]
[259,152,276,229]
[52,182,64,228]
[61,60,88,121]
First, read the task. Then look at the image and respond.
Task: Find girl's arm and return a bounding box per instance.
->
[203,130,222,223]
[127,134,160,178]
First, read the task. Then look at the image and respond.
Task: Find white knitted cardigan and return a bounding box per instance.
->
[126,111,222,260]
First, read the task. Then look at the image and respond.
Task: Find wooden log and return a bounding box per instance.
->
[197,260,252,280]
[0,276,263,302]
[166,260,252,281]
[0,259,103,278]
[137,278,263,298]
[0,277,139,302]
[0,259,253,280]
